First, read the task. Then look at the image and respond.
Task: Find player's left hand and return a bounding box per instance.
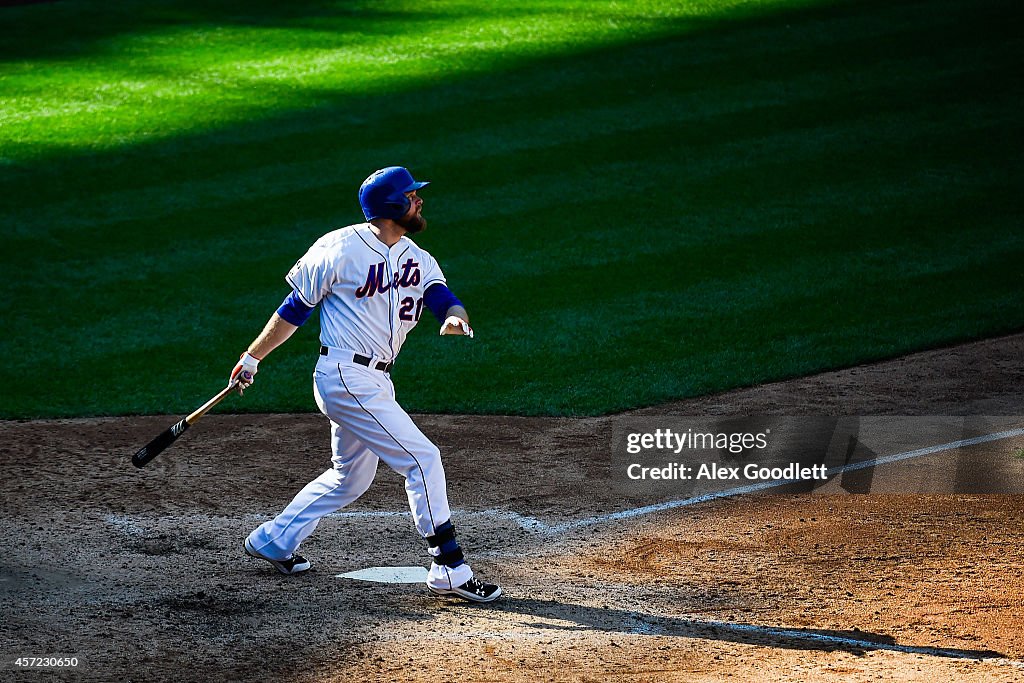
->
[439,316,473,338]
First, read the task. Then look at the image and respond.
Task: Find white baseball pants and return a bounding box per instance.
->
[246,348,472,589]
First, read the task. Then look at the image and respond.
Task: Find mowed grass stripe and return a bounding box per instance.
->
[6,22,1008,238]
[26,157,1019,348]
[4,96,1018,347]
[0,0,793,159]
[4,93,1016,282]
[14,172,1018,415]
[16,220,1019,416]
[397,231,1024,414]
[2,0,1011,216]
[8,3,1015,210]
[5,54,1014,270]
[467,196,1022,327]
[0,0,1020,417]
[3,89,1013,318]
[0,0,991,132]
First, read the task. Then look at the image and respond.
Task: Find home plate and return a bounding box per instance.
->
[335,566,428,584]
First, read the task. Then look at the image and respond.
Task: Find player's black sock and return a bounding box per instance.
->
[426,520,465,568]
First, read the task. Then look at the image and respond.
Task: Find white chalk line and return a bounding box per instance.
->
[531,426,1024,669]
[104,428,1024,669]
[103,514,148,537]
[322,508,551,532]
[105,426,1023,539]
[545,426,1024,533]
[107,427,1023,537]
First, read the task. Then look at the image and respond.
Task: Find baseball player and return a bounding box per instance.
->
[233,166,501,603]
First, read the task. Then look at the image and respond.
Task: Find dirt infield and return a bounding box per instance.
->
[2,333,1023,682]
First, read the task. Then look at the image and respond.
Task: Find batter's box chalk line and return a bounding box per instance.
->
[322,427,1024,535]
[323,508,551,532]
[546,426,1024,533]
[109,428,1024,539]
[103,514,148,537]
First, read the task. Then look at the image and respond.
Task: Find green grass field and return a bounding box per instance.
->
[1,0,1021,418]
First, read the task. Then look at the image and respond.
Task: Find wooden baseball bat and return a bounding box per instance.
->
[132,379,241,468]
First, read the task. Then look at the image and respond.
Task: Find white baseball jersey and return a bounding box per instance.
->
[285,223,446,361]
[246,220,477,593]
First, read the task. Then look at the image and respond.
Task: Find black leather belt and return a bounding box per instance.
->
[320,346,393,373]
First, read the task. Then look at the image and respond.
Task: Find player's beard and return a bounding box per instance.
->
[397,212,427,234]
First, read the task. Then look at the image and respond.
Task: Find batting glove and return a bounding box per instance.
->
[230,352,261,395]
[440,316,474,338]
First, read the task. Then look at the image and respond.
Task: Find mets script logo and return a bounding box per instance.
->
[355,258,420,298]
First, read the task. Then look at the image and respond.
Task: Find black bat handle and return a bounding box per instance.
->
[132,418,190,468]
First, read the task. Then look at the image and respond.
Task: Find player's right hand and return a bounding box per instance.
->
[230,352,261,395]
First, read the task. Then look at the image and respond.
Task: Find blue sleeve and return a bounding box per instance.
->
[276,290,316,326]
[423,283,462,324]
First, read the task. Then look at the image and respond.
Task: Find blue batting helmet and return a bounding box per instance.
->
[358,166,429,221]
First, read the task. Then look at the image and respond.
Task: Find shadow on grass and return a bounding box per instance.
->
[0,0,928,163]
[3,0,1013,211]
[0,0,455,60]
[0,0,1020,418]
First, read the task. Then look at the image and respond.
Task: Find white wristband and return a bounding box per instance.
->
[440,316,474,338]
